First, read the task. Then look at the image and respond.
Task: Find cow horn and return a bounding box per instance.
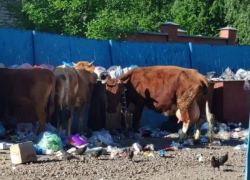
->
[72,62,77,66]
[88,60,94,66]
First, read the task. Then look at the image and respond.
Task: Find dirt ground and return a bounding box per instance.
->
[0,137,246,180]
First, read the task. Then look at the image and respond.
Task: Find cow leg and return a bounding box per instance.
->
[132,106,143,132]
[78,106,85,135]
[35,105,46,135]
[65,109,73,137]
[179,121,190,143]
[194,118,203,144]
[57,109,64,136]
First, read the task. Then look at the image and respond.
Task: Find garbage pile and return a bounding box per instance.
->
[207,67,250,82]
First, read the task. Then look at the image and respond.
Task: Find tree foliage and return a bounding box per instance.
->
[4,0,250,44]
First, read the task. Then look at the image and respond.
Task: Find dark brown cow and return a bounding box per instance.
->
[103,66,214,143]
[0,68,55,134]
[54,61,97,136]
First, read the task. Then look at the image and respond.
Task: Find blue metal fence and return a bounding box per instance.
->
[0,28,33,66]
[1,28,250,75]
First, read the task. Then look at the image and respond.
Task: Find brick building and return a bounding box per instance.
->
[122,21,238,45]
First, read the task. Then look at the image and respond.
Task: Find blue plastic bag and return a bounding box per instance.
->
[62,61,73,66]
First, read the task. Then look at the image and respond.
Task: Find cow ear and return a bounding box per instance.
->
[121,78,130,84]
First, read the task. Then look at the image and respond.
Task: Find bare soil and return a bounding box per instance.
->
[0,137,246,180]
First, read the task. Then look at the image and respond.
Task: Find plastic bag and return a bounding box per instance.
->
[243,80,250,90]
[18,63,33,69]
[37,131,63,151]
[107,66,124,79]
[216,130,230,140]
[39,64,54,71]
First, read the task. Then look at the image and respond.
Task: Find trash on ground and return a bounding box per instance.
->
[142,144,154,151]
[164,133,179,138]
[158,150,165,157]
[37,131,63,152]
[200,137,209,143]
[148,152,155,157]
[170,141,183,149]
[183,139,194,146]
[132,142,142,155]
[234,144,247,151]
[10,141,37,164]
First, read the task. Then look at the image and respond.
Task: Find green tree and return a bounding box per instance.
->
[170,0,226,36]
[224,0,250,44]
[86,0,174,40]
[7,0,106,36]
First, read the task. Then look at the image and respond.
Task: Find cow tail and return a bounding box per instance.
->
[205,100,214,143]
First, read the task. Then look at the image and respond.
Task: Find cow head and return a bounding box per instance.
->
[73,60,97,83]
[102,75,124,113]
[73,60,95,73]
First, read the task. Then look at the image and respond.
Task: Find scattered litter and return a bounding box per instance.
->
[200,137,209,143]
[164,133,179,138]
[37,131,63,152]
[234,144,247,151]
[165,147,174,151]
[142,144,154,151]
[170,141,183,149]
[197,154,204,162]
[132,142,142,155]
[10,141,37,164]
[212,141,221,146]
[148,152,155,157]
[183,139,194,146]
[158,150,165,157]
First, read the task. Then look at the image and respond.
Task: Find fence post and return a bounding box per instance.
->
[188,42,193,68]
[31,30,36,65]
[108,40,114,66]
[245,92,250,180]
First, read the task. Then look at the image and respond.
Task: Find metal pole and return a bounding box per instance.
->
[245,91,250,180]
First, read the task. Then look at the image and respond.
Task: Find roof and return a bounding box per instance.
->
[161,21,179,26]
[178,29,187,33]
[220,27,237,31]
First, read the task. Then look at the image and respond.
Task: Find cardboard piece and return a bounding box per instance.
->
[10,141,37,164]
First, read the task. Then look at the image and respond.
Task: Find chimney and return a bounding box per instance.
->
[219,27,237,45]
[160,21,179,42]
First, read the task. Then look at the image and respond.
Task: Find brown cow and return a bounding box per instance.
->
[0,68,55,134]
[103,66,214,143]
[54,61,97,136]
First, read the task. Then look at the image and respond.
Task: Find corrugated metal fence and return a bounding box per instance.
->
[2,28,250,75]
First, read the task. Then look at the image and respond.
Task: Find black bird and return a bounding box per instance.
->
[218,152,228,165]
[211,156,221,170]
[60,150,79,161]
[76,145,88,155]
